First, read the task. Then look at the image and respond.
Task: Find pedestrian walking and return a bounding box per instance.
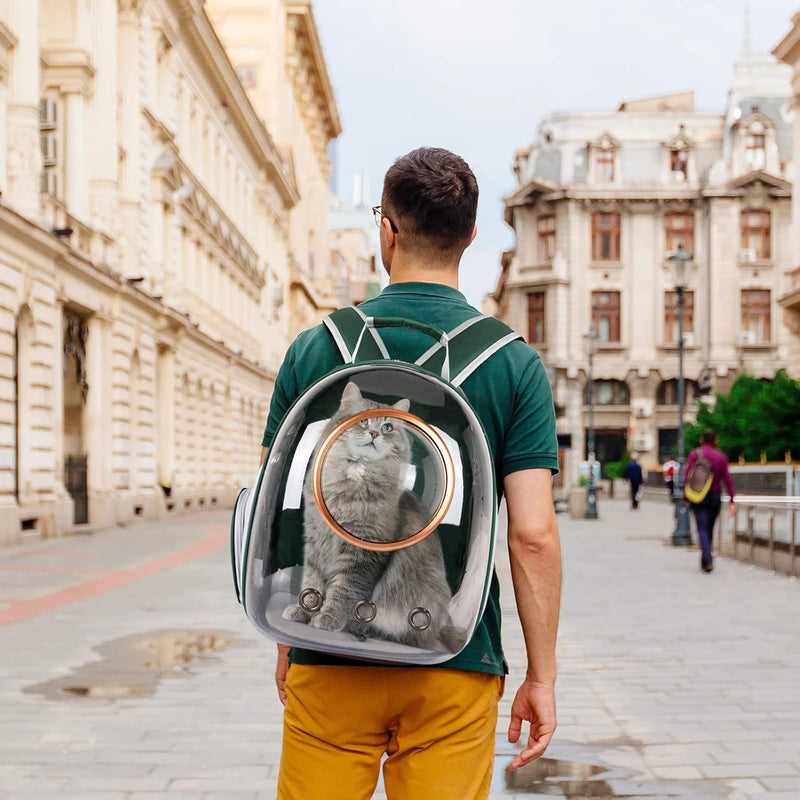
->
[259,147,562,800]
[662,456,679,499]
[684,430,737,573]
[623,453,644,510]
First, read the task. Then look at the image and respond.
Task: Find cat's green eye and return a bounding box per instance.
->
[358,419,369,428]
[381,423,393,433]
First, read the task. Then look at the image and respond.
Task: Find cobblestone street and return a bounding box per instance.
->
[0,496,798,799]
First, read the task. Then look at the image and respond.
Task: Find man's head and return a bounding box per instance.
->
[379,147,478,269]
[700,429,717,446]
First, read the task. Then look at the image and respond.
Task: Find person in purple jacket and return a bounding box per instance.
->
[685,430,737,573]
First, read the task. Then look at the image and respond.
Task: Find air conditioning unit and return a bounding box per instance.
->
[682,332,695,348]
[738,330,757,347]
[630,433,652,452]
[739,248,756,263]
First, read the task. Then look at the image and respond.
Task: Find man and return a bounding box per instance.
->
[260,148,561,800]
[685,430,737,573]
[663,456,679,499]
[622,452,644,510]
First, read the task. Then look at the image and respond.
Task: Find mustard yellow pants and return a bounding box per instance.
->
[277,665,504,800]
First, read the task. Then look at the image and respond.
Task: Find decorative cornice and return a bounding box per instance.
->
[286,2,342,141]
[40,47,96,96]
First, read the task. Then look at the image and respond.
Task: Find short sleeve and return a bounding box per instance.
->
[261,345,299,448]
[499,355,559,477]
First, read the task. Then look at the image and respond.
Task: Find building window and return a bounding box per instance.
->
[664,290,694,343]
[591,290,621,342]
[537,216,556,262]
[595,149,614,182]
[584,379,629,405]
[527,291,546,344]
[39,98,59,196]
[670,149,688,181]
[656,379,698,406]
[745,132,766,170]
[591,212,620,261]
[665,212,694,255]
[741,289,771,342]
[740,210,771,260]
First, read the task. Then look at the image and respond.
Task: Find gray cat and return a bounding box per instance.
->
[282,382,460,652]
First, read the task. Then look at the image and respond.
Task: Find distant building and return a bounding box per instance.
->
[492,50,794,484]
[0,0,339,544]
[774,15,800,377]
[328,174,382,307]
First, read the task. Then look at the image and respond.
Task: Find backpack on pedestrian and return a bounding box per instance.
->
[684,450,714,504]
[231,307,522,665]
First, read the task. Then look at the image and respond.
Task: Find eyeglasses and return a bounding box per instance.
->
[372,205,398,233]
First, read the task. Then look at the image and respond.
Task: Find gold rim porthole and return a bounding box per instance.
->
[311,408,455,552]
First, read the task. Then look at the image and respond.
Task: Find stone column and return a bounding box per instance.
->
[83,314,113,525]
[118,1,143,279]
[64,89,89,221]
[6,0,41,218]
[155,345,175,489]
[88,0,119,241]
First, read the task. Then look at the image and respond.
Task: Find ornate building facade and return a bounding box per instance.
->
[493,52,795,485]
[775,14,800,376]
[0,0,340,544]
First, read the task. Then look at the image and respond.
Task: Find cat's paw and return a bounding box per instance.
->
[282,605,310,624]
[309,611,345,632]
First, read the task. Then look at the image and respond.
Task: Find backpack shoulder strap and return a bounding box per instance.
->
[324,306,389,363]
[416,315,523,387]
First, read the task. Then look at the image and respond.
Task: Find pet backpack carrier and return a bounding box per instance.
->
[231,307,521,665]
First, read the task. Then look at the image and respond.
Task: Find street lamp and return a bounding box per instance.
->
[667,243,692,546]
[584,323,598,520]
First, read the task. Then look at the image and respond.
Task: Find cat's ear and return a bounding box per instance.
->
[393,398,410,413]
[341,382,363,408]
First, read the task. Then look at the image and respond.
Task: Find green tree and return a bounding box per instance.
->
[686,370,800,461]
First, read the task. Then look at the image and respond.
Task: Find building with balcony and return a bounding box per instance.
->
[0,0,340,544]
[775,14,800,376]
[492,50,795,484]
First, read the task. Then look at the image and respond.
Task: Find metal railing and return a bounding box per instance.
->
[719,495,799,578]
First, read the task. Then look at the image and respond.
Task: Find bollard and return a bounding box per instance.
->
[792,506,798,579]
[768,512,775,573]
[748,511,755,566]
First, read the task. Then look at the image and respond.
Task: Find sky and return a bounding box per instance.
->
[313,0,798,308]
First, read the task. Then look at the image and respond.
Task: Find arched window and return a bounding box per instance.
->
[584,379,629,405]
[656,379,698,406]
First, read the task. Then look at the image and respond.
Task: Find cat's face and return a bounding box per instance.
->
[331,383,410,464]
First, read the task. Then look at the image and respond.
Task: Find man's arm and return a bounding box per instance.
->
[504,468,562,770]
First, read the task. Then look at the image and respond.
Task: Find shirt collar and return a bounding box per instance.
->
[380,282,467,302]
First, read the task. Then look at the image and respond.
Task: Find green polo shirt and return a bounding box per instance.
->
[262,282,558,675]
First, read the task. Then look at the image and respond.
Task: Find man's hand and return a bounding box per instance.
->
[728,500,737,517]
[507,679,556,770]
[275,644,290,705]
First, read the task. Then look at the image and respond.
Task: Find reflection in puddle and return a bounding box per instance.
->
[505,757,615,797]
[23,630,233,701]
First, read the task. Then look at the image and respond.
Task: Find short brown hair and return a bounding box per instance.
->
[382,147,478,256]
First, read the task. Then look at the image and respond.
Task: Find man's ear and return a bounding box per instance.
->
[467,224,477,247]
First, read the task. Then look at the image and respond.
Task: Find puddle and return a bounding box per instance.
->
[23,629,234,701]
[505,757,614,797]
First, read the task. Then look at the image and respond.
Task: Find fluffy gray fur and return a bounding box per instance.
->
[282,382,459,651]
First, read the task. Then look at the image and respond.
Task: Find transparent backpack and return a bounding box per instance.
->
[231,307,520,664]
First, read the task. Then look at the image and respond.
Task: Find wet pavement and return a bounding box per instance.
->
[0,497,798,799]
